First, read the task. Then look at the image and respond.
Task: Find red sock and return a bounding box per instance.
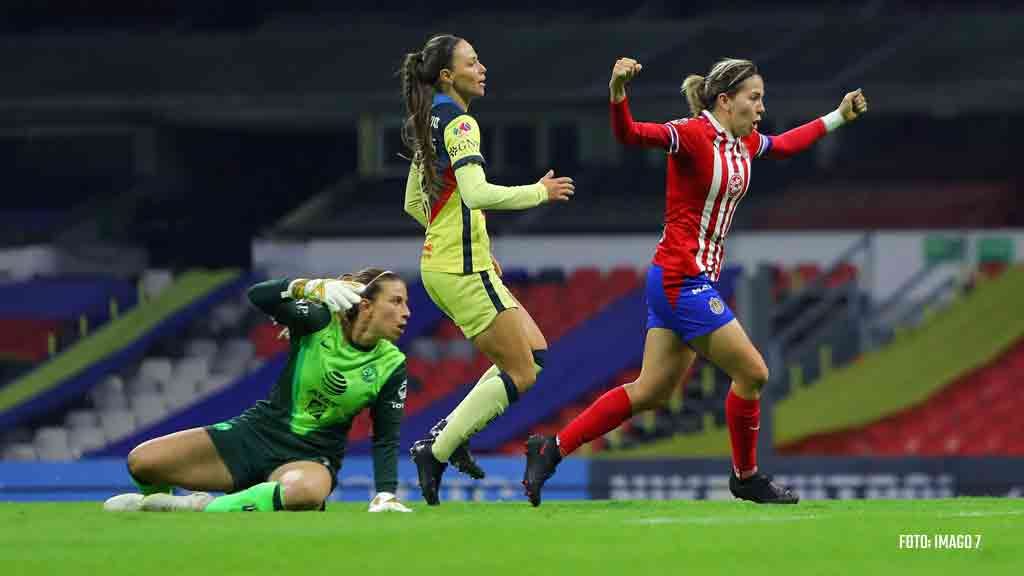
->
[726,389,760,476]
[556,386,633,456]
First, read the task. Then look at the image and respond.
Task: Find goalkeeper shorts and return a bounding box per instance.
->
[205,415,340,493]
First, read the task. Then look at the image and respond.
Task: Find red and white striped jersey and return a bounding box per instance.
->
[610,97,826,286]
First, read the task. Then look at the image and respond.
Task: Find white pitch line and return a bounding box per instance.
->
[629,514,824,526]
[938,510,1024,518]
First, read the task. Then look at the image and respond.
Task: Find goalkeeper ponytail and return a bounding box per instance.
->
[340,268,402,324]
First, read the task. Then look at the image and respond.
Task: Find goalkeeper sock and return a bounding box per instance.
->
[204,482,285,512]
[556,386,633,456]
[431,366,518,462]
[129,467,172,496]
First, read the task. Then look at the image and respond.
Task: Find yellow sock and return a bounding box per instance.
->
[432,365,510,462]
[431,349,546,462]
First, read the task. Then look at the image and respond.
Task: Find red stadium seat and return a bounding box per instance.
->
[795,263,822,285]
[568,267,603,292]
[470,352,491,376]
[606,266,642,297]
[406,357,433,382]
[824,262,859,288]
[436,358,472,388]
[435,318,462,341]
[769,264,790,301]
[978,261,1008,279]
[249,322,289,358]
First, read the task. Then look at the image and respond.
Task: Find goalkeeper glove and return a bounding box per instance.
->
[368,492,412,513]
[285,278,365,313]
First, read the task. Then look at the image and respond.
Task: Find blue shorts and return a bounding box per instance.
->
[645,265,735,343]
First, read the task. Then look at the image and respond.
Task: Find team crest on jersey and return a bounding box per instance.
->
[452,121,473,137]
[709,297,725,315]
[362,365,378,383]
[727,173,744,198]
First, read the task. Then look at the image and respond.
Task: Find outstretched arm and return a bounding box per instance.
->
[445,114,573,210]
[764,89,869,159]
[457,164,573,210]
[608,57,675,150]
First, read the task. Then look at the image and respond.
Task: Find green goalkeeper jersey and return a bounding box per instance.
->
[244,279,407,491]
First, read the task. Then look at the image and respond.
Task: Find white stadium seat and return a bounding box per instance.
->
[34,427,72,461]
[131,394,167,426]
[65,409,100,430]
[100,410,137,441]
[68,426,107,455]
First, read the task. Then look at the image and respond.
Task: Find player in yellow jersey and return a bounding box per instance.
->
[399,34,575,504]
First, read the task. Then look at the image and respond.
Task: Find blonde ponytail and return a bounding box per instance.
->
[681,74,707,117]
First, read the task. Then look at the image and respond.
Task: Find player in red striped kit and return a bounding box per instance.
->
[523,57,868,506]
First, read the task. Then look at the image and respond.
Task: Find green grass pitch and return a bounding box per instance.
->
[1,498,1021,575]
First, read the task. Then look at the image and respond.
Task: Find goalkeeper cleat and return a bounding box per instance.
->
[522,434,561,507]
[729,472,800,504]
[410,439,447,506]
[140,492,214,512]
[103,493,144,512]
[430,419,486,480]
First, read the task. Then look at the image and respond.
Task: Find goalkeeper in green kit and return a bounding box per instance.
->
[103,268,413,513]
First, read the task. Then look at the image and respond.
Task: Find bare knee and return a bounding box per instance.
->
[127,444,162,483]
[280,480,327,510]
[279,475,329,511]
[623,379,669,412]
[506,367,537,393]
[735,361,770,395]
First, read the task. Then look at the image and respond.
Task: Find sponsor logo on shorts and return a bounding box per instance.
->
[690,283,712,295]
[709,297,725,315]
[212,421,233,431]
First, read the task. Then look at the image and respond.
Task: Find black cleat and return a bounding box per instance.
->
[729,472,800,504]
[430,420,486,480]
[522,434,561,507]
[410,439,447,506]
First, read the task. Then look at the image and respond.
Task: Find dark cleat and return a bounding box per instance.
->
[430,420,486,480]
[410,439,447,506]
[729,472,800,504]
[522,434,561,507]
